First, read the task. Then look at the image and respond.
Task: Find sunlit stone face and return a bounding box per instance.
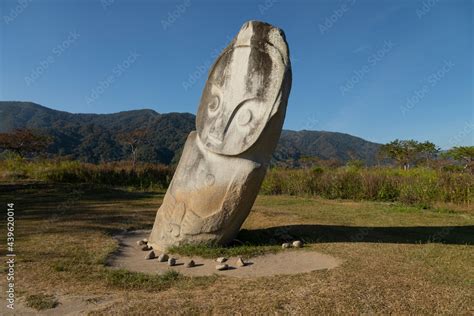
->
[196,22,287,155]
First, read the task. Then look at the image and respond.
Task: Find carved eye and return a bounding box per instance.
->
[205,174,215,186]
[208,96,220,112]
[237,109,252,126]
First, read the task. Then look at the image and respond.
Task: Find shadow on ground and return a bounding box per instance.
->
[2,183,472,245]
[237,225,474,245]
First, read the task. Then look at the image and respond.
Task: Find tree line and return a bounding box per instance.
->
[0,128,472,171]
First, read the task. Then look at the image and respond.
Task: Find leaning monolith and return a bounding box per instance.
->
[148,20,292,250]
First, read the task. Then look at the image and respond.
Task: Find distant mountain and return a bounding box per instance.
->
[0,101,381,165]
[275,130,381,165]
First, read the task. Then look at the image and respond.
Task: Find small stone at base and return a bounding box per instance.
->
[216,257,227,263]
[236,257,246,267]
[168,257,176,266]
[186,260,195,268]
[292,240,303,248]
[141,245,152,251]
[216,264,229,271]
[145,250,155,260]
[282,243,291,249]
[158,254,169,262]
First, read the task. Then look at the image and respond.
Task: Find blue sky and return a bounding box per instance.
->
[1,0,472,148]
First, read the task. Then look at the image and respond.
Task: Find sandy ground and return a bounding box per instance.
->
[107,230,341,277]
[1,231,340,315]
[0,295,120,316]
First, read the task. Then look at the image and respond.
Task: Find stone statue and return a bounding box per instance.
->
[148,20,292,250]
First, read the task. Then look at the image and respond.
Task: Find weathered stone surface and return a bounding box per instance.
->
[292,240,303,248]
[148,20,292,251]
[236,257,246,267]
[137,239,149,246]
[157,253,169,262]
[216,264,229,271]
[141,245,152,251]
[145,250,155,260]
[216,257,227,263]
[282,243,291,249]
[168,257,176,266]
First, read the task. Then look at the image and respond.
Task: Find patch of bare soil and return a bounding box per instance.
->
[0,295,120,316]
[107,230,341,277]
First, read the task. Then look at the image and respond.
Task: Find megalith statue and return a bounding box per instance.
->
[148,20,292,250]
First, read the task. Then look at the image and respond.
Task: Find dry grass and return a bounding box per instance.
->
[0,182,472,314]
[24,294,59,311]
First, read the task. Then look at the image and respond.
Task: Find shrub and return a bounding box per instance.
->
[1,156,472,206]
[25,294,59,311]
[261,166,473,206]
[0,158,173,190]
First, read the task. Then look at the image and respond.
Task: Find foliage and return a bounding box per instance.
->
[261,166,473,206]
[0,101,194,164]
[346,159,364,170]
[443,146,474,168]
[1,101,382,165]
[379,139,439,169]
[1,155,471,206]
[0,128,52,157]
[117,128,149,168]
[0,158,173,190]
[25,294,59,311]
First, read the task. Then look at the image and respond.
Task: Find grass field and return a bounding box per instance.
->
[1,182,473,314]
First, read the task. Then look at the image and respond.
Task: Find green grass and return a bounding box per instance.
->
[104,269,181,290]
[0,157,173,190]
[0,183,472,314]
[25,294,59,311]
[168,243,281,259]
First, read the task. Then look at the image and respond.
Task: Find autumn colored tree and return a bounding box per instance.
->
[0,129,52,157]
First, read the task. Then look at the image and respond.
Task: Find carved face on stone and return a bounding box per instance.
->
[196,21,290,156]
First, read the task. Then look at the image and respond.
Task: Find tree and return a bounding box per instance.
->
[117,129,149,168]
[443,146,474,169]
[416,141,439,166]
[379,139,438,170]
[0,129,52,157]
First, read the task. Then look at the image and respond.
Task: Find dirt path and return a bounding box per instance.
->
[107,230,341,278]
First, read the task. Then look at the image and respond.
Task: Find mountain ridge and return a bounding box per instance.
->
[0,101,381,165]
